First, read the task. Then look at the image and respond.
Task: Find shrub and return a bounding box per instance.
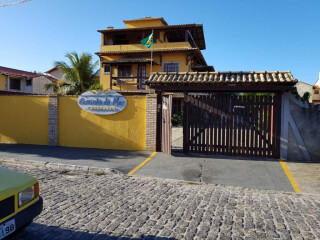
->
[172,112,183,126]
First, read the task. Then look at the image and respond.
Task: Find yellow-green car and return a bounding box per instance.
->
[0,166,43,239]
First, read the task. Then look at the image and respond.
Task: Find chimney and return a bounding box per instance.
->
[107,26,114,30]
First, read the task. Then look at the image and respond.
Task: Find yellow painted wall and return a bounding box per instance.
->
[0,96,48,145]
[123,19,166,28]
[0,74,6,90]
[58,96,146,150]
[100,53,191,90]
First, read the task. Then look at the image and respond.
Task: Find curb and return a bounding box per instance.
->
[0,158,123,175]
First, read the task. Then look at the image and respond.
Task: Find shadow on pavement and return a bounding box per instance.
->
[12,223,176,240]
[0,144,149,162]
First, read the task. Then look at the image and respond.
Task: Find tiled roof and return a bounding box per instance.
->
[0,66,40,78]
[0,90,35,95]
[45,66,58,74]
[102,57,157,65]
[147,71,297,85]
[123,17,168,25]
[43,75,59,83]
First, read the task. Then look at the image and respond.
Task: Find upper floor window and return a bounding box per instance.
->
[315,90,319,95]
[118,65,132,77]
[103,65,111,74]
[10,78,21,90]
[163,62,179,73]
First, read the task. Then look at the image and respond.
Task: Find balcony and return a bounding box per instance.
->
[100,42,192,52]
[111,76,149,90]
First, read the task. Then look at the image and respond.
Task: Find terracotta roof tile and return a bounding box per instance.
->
[0,66,40,78]
[147,71,297,85]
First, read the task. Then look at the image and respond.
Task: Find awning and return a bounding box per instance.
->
[101,58,157,65]
[146,71,298,92]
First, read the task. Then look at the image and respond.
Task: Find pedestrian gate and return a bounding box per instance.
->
[183,93,281,158]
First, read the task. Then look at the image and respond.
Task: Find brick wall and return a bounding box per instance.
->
[48,95,58,146]
[145,94,157,152]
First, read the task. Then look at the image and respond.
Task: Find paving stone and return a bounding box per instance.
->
[1,162,320,240]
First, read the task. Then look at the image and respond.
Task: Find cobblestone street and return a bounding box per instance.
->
[2,162,320,240]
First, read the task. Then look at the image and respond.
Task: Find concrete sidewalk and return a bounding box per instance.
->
[0,143,151,174]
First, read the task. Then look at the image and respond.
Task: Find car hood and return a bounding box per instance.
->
[0,166,37,198]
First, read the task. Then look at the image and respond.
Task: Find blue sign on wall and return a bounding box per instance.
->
[78,90,127,115]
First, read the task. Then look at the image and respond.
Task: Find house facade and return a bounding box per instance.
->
[96,17,213,91]
[0,66,57,94]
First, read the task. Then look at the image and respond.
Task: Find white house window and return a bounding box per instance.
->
[163,62,179,72]
[104,65,111,74]
[10,78,21,90]
[26,78,32,86]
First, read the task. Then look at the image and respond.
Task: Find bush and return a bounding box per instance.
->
[172,112,183,126]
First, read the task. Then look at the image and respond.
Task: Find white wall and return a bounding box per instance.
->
[33,76,53,94]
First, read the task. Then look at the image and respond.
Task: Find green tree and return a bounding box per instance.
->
[44,52,99,95]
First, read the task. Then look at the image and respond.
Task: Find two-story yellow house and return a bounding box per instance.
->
[96,17,213,91]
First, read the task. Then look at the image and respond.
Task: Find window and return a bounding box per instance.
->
[103,65,111,74]
[26,79,32,86]
[315,90,319,94]
[163,63,179,72]
[118,65,132,77]
[10,78,21,90]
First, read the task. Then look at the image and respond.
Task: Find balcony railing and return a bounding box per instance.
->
[111,76,148,89]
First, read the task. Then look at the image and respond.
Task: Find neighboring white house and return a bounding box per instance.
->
[0,66,58,94]
[295,81,313,103]
[45,66,100,83]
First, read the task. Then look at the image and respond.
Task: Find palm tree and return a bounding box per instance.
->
[44,80,70,94]
[44,52,99,95]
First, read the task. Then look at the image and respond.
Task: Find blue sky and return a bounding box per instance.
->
[0,0,319,84]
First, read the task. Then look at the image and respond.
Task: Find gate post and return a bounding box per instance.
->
[183,92,189,152]
[48,95,58,146]
[145,94,157,152]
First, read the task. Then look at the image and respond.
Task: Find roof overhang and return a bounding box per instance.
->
[146,71,297,92]
[101,57,158,65]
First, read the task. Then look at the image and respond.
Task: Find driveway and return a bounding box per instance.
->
[2,162,320,240]
[134,151,294,192]
[0,143,294,192]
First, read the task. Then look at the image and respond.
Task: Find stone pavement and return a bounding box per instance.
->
[1,162,320,240]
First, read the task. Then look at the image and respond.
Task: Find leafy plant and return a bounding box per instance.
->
[44,52,99,95]
[172,112,183,126]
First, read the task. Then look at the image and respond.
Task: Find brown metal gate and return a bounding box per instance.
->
[183,93,281,158]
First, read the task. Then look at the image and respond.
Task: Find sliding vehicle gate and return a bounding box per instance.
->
[183,93,282,158]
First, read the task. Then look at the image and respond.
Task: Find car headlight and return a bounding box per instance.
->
[18,183,39,208]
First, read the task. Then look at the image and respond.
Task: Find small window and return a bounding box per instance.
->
[26,79,32,86]
[104,65,111,74]
[10,78,21,90]
[163,63,179,72]
[315,90,319,94]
